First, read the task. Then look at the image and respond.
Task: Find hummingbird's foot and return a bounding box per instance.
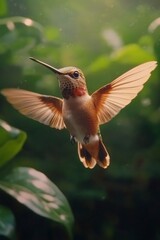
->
[70,135,76,144]
[83,134,90,144]
[97,129,102,139]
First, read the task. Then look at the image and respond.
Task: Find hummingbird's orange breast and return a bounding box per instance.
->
[62,94,98,143]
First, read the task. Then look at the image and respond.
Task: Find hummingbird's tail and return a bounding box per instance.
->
[77,139,110,169]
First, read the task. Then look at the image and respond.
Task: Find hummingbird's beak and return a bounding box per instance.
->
[29,57,63,75]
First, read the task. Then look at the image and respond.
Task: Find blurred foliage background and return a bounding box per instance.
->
[0,0,160,239]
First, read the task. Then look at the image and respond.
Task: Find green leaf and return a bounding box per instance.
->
[112,44,155,64]
[0,205,15,239]
[87,55,110,73]
[0,0,7,16]
[0,120,27,167]
[0,167,74,235]
[44,27,60,41]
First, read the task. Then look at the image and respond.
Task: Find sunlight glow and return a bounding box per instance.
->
[6,21,15,31]
[23,18,33,26]
[59,214,66,221]
[102,28,123,50]
[149,18,160,32]
[141,98,151,107]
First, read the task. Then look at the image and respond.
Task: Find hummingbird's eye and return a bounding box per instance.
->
[72,71,79,79]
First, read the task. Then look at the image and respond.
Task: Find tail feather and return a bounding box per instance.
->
[78,142,96,169]
[77,139,110,169]
[97,139,110,168]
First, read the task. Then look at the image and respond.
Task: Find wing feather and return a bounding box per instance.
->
[1,89,65,130]
[92,61,157,124]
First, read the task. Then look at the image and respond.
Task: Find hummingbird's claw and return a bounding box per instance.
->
[97,129,102,140]
[83,134,90,144]
[70,135,76,144]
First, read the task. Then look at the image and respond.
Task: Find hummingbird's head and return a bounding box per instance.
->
[30,57,87,99]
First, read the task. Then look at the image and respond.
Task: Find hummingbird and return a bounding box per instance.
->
[1,58,157,169]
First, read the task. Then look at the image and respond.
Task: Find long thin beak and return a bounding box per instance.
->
[29,57,62,75]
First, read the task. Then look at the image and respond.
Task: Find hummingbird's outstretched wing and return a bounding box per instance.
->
[92,61,157,125]
[1,89,65,130]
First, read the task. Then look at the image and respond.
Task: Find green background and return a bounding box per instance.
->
[0,0,160,239]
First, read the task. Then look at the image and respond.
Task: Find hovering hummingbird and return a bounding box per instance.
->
[1,58,157,169]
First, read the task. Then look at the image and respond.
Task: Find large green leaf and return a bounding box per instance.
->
[112,44,155,64]
[0,120,27,167]
[0,205,15,239]
[0,167,74,235]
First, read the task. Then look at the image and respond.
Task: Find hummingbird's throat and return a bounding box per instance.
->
[62,86,86,99]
